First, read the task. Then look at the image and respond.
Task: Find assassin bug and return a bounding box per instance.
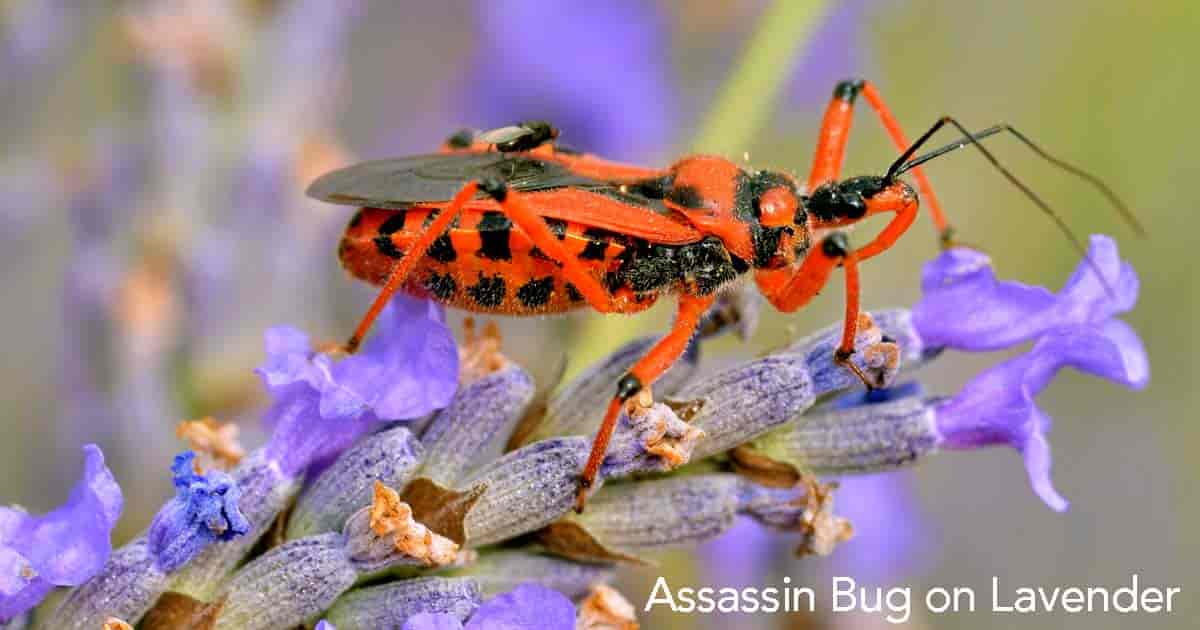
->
[307,79,1137,511]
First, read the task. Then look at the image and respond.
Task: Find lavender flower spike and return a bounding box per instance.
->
[146,452,250,572]
[0,445,122,623]
[934,320,1149,511]
[912,234,1137,351]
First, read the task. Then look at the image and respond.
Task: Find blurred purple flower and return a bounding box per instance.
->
[257,293,458,475]
[0,445,122,622]
[464,0,676,160]
[402,582,575,630]
[315,620,336,630]
[933,320,1148,511]
[912,235,1138,351]
[146,451,250,573]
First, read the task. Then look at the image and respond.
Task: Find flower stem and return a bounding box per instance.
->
[691,0,832,155]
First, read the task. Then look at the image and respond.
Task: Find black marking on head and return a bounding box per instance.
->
[468,274,506,307]
[808,176,884,222]
[516,276,554,308]
[377,210,408,236]
[667,184,704,209]
[565,282,584,302]
[545,218,567,239]
[579,228,610,261]
[373,234,403,259]
[424,272,457,300]
[476,211,513,261]
[427,233,457,262]
[833,79,865,102]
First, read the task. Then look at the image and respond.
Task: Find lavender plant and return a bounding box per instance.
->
[0,233,1147,629]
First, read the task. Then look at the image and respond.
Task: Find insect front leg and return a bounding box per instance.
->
[808,78,952,242]
[754,232,877,388]
[575,293,716,512]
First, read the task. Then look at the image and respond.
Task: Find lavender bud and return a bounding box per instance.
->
[743,393,939,477]
[323,577,481,629]
[287,426,423,539]
[418,366,534,486]
[460,438,588,547]
[210,534,356,630]
[459,551,614,599]
[538,335,699,439]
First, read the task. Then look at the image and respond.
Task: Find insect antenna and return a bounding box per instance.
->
[891,121,1145,237]
[882,116,1140,294]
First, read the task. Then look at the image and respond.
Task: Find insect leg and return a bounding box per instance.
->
[807,79,951,240]
[475,177,615,313]
[343,182,480,353]
[754,232,875,387]
[575,292,716,512]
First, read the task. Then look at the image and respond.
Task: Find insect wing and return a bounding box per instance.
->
[306,153,599,208]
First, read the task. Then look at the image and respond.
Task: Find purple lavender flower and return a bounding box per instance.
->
[464,0,676,160]
[315,621,336,630]
[932,320,1148,511]
[402,583,576,630]
[146,452,250,572]
[257,293,459,475]
[0,445,122,622]
[912,235,1138,351]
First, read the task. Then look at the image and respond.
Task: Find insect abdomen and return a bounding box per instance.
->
[338,207,661,315]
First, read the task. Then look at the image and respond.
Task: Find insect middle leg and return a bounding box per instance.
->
[344,177,615,353]
[575,292,716,512]
[808,78,952,248]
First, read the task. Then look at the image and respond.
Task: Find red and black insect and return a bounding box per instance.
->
[307,79,1137,511]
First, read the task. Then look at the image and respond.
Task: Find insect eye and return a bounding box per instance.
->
[841,193,867,220]
[757,187,797,227]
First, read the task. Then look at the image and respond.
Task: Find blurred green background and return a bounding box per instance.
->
[1,1,1194,628]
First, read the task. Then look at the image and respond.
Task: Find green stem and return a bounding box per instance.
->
[691,0,832,155]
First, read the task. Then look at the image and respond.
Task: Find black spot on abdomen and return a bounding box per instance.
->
[427,234,457,262]
[516,276,554,308]
[376,210,408,235]
[476,211,513,261]
[423,272,457,300]
[374,234,404,259]
[468,274,506,307]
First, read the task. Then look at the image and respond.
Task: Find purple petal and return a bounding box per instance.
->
[255,326,318,392]
[464,583,575,630]
[933,321,1149,511]
[315,620,339,630]
[331,294,458,420]
[913,235,1138,351]
[404,612,465,630]
[0,445,122,621]
[831,472,934,584]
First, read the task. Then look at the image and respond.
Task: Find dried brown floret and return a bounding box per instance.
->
[103,618,134,630]
[369,481,458,567]
[459,317,511,382]
[795,476,853,557]
[176,417,245,469]
[577,584,640,630]
[626,395,704,469]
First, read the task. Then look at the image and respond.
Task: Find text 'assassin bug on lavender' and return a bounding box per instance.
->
[306,79,1141,511]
